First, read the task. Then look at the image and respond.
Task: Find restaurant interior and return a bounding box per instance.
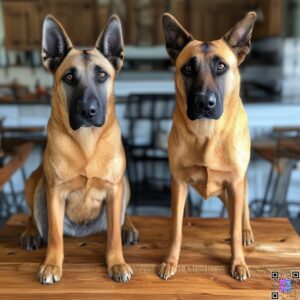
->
[1,0,300,234]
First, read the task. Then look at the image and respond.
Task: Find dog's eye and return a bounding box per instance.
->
[182,64,193,76]
[62,72,75,84]
[185,65,192,72]
[66,74,73,81]
[216,62,227,74]
[96,71,107,82]
[218,63,225,70]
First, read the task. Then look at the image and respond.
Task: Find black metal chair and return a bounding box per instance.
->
[124,94,175,213]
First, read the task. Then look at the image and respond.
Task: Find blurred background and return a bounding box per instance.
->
[1,0,300,232]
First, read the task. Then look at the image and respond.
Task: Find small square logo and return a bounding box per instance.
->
[271,271,279,279]
[279,279,292,293]
[271,291,279,299]
[292,271,300,279]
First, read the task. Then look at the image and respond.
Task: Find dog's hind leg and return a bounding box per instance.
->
[242,178,254,246]
[219,190,232,239]
[121,214,139,245]
[20,166,45,250]
[220,180,254,247]
[121,177,139,245]
[21,217,44,250]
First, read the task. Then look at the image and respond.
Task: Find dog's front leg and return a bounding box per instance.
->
[159,179,188,280]
[38,187,65,284]
[106,182,132,282]
[228,179,250,281]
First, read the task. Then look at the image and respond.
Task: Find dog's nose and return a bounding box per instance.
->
[195,92,216,110]
[207,94,216,109]
[87,103,98,117]
[78,102,98,119]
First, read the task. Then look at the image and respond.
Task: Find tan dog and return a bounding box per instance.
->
[20,15,138,284]
[159,12,256,281]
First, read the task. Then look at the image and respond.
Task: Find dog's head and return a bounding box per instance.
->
[42,15,124,130]
[162,12,256,121]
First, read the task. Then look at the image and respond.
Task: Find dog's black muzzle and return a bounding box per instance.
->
[187,91,223,120]
[69,99,106,130]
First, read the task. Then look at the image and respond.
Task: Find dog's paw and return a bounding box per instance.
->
[121,226,139,246]
[38,264,62,284]
[20,231,44,251]
[242,229,255,246]
[231,261,250,281]
[158,261,177,280]
[108,263,133,282]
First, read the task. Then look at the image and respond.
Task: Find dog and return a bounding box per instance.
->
[159,12,256,281]
[20,15,138,284]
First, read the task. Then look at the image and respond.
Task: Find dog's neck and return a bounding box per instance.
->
[174,102,216,138]
[49,91,119,159]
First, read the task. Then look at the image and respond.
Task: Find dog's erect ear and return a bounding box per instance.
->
[223,12,256,65]
[162,13,193,64]
[42,15,73,73]
[95,15,124,72]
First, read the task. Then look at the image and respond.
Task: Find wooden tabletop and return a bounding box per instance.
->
[0,215,299,299]
[252,138,277,162]
[252,137,300,164]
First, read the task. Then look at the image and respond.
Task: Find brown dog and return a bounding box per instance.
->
[20,15,138,284]
[159,12,256,281]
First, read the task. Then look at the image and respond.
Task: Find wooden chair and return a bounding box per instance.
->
[251,127,300,217]
[0,82,50,103]
[0,125,46,152]
[0,143,33,216]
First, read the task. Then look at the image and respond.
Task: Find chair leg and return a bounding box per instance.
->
[259,165,274,217]
[269,159,294,217]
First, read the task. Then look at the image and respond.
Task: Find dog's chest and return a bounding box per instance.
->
[189,167,225,199]
[171,135,230,199]
[65,179,107,224]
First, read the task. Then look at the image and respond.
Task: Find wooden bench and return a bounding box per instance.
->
[0,215,299,299]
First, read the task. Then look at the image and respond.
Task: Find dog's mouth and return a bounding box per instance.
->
[186,108,222,121]
[69,115,105,131]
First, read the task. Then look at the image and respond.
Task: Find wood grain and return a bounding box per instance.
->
[0,215,299,299]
